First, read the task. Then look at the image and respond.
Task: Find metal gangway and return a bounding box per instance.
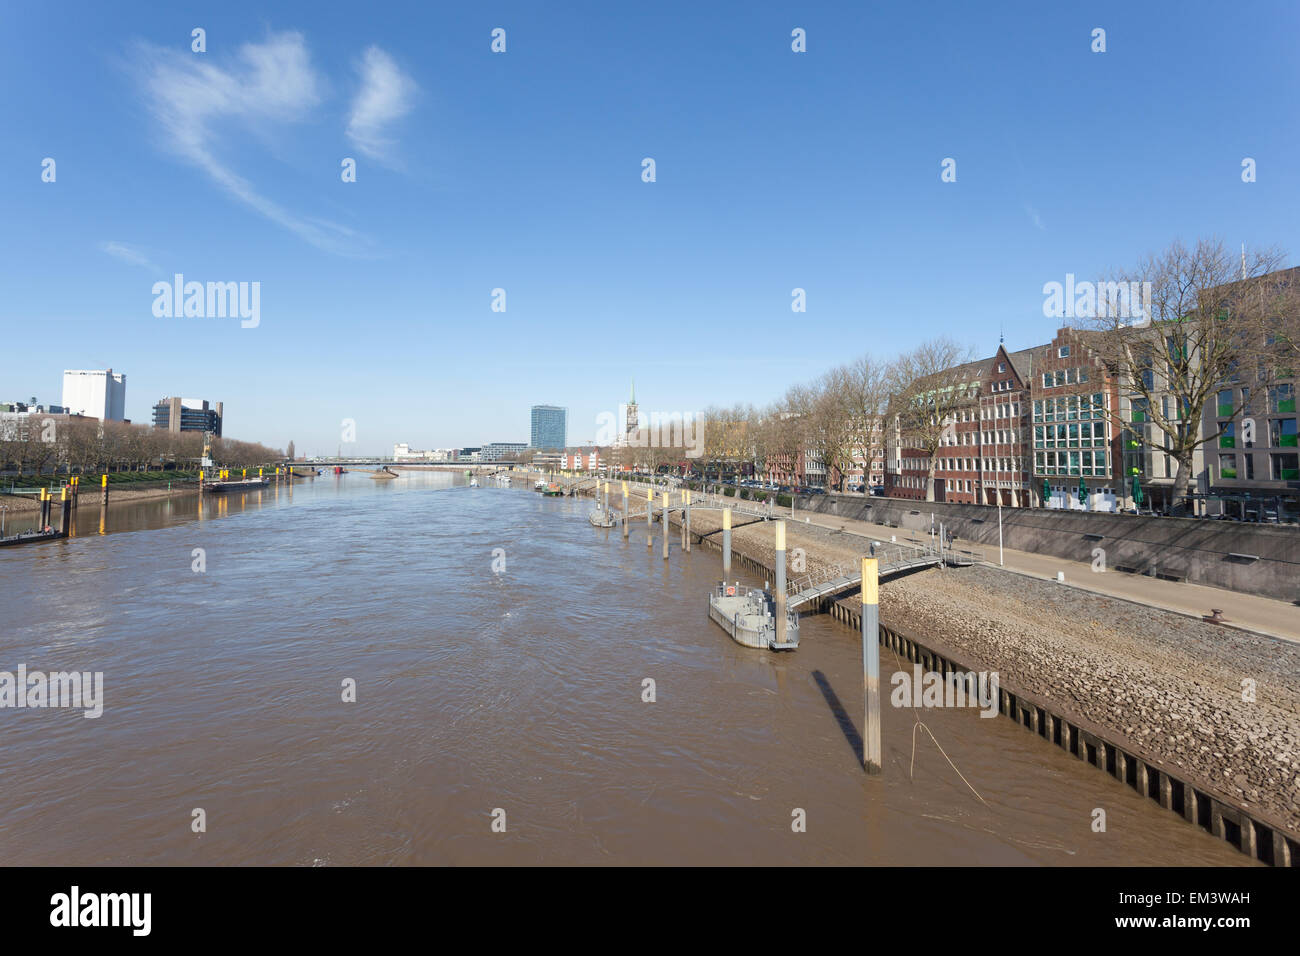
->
[783,538,977,611]
[679,489,773,521]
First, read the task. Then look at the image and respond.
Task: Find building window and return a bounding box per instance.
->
[1269,383,1295,414]
[1219,454,1237,480]
[1270,453,1299,481]
[1059,345,1070,358]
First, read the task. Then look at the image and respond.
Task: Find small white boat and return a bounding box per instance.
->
[469,477,479,487]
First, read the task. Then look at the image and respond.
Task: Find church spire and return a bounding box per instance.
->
[630,377,636,405]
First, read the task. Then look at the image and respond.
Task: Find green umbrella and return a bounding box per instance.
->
[1078,476,1087,506]
[1131,473,1144,506]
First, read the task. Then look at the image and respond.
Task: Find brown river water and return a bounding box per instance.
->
[0,471,1249,865]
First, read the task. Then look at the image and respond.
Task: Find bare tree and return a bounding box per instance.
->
[801,370,858,491]
[888,337,979,501]
[1084,238,1290,513]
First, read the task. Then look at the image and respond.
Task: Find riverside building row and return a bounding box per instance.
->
[885,328,1299,517]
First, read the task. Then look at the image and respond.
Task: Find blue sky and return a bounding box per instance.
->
[3,1,1298,455]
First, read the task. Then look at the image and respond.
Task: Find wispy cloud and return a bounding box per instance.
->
[132,31,369,255]
[346,46,417,165]
[1024,203,1046,231]
[100,241,160,272]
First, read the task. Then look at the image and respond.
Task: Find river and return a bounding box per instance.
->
[0,471,1250,864]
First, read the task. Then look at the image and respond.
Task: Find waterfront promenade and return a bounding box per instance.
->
[792,507,1300,644]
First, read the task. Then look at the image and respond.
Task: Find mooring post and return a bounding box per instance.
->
[100,474,108,508]
[662,492,669,559]
[774,521,788,647]
[39,488,49,528]
[862,556,881,773]
[685,490,691,552]
[622,481,629,539]
[59,487,72,537]
[723,507,732,577]
[646,488,653,548]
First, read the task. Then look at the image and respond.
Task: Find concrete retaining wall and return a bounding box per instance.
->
[796,495,1300,601]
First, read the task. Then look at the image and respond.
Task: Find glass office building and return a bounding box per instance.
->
[530,405,567,450]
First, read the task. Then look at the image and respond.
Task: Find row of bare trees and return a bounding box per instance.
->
[0,417,285,476]
[594,339,978,495]
[663,342,976,497]
[612,238,1297,513]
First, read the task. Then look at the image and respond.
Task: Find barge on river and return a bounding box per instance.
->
[203,477,270,493]
[0,528,64,547]
[708,582,799,651]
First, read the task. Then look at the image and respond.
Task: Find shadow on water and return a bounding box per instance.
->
[813,669,863,765]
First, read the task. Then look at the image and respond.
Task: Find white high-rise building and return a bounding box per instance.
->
[62,369,127,421]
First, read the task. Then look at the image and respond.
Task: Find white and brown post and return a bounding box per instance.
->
[684,490,691,552]
[774,520,787,647]
[661,492,669,560]
[722,507,732,578]
[861,556,881,774]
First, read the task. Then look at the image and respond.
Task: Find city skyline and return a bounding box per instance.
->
[3,2,1298,455]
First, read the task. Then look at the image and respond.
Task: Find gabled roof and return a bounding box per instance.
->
[1003,346,1035,382]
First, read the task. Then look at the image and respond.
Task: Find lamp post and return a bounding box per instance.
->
[997,497,1003,566]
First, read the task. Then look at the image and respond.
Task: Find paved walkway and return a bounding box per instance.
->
[789,505,1300,644]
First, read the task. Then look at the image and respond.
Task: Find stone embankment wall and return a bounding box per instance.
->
[797,494,1300,601]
